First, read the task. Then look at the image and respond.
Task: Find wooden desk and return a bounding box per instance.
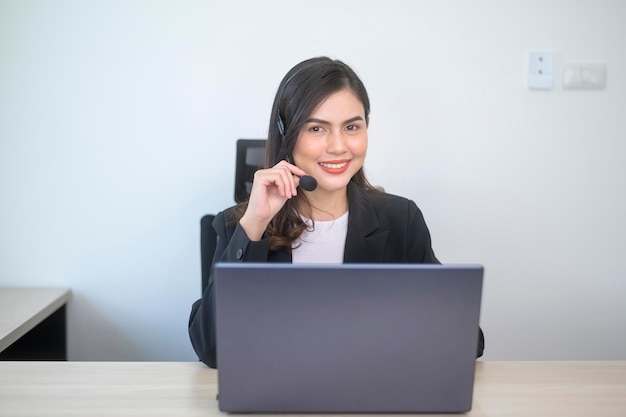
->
[0,288,72,360]
[0,361,624,416]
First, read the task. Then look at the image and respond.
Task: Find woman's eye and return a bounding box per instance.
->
[310,126,323,132]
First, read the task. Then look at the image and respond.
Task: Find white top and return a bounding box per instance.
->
[291,211,349,264]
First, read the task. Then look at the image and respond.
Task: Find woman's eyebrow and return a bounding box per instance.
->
[343,116,365,124]
[304,116,365,124]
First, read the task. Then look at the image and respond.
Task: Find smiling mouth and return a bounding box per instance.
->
[318,160,351,174]
[319,161,348,169]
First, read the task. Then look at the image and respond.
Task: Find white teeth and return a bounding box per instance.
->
[319,162,347,169]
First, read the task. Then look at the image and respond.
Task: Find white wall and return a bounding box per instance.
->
[1,0,624,361]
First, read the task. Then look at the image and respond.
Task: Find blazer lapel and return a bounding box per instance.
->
[343,184,388,263]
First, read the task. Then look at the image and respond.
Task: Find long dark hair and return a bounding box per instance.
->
[235,57,379,251]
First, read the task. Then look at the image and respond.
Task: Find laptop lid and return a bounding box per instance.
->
[214,263,483,413]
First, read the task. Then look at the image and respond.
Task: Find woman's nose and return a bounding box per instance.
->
[326,130,348,154]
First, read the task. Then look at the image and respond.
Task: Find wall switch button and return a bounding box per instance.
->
[563,62,607,89]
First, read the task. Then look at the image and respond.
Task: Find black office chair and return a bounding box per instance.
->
[234,139,267,204]
[200,139,267,293]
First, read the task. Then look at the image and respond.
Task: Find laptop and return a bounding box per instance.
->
[214,263,483,413]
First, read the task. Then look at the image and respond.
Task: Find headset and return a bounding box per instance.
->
[274,66,317,191]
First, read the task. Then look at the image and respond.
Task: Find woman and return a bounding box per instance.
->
[189,57,484,368]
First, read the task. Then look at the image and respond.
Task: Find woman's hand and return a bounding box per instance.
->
[239,161,308,241]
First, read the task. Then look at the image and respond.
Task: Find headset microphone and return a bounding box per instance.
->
[299,175,317,191]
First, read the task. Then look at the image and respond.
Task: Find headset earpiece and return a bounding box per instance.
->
[277,115,286,139]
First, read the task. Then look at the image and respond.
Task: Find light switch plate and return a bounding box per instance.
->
[563,62,607,89]
[528,51,554,90]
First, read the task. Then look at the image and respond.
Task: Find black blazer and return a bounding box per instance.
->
[189,184,484,368]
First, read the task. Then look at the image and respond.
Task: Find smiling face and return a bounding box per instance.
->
[292,89,368,195]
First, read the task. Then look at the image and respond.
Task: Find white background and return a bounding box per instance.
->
[1,0,624,361]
